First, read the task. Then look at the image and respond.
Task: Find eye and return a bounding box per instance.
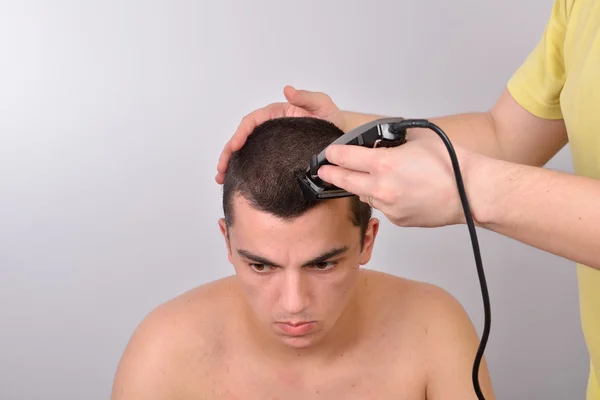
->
[249,263,274,273]
[311,261,336,271]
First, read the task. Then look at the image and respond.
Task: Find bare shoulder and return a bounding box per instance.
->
[361,268,481,356]
[110,276,239,400]
[360,269,495,399]
[360,268,468,327]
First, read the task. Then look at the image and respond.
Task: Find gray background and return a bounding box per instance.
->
[0,0,590,399]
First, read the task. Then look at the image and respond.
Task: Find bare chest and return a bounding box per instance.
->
[181,353,426,400]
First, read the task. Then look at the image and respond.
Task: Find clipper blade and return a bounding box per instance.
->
[296,172,353,200]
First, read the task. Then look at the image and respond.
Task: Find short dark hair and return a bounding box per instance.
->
[222,117,372,241]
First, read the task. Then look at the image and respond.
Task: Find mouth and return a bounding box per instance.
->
[277,321,317,336]
[282,321,311,327]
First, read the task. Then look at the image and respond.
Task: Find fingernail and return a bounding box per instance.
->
[317,165,327,178]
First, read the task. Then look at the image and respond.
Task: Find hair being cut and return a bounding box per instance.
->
[222,117,372,240]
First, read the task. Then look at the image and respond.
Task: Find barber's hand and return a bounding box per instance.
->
[317,137,484,228]
[216,85,344,184]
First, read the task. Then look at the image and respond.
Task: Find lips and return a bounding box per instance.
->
[277,321,316,336]
[285,321,309,327]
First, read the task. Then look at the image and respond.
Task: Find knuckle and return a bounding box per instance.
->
[336,148,347,166]
[374,186,393,205]
[241,114,253,125]
[319,92,332,102]
[374,154,392,173]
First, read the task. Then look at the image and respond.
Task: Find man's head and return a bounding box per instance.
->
[218,117,379,349]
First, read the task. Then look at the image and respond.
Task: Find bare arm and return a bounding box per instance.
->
[459,89,600,269]
[426,88,600,269]
[340,87,568,167]
[432,91,600,268]
[474,155,600,270]
[422,285,495,400]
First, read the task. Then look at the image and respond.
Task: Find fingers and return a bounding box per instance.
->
[216,105,278,175]
[284,85,330,112]
[325,144,385,173]
[317,165,374,198]
[230,107,275,150]
[216,139,234,174]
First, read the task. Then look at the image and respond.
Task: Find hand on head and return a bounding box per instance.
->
[215,85,345,184]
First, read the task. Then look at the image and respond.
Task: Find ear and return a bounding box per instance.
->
[218,218,233,262]
[359,218,379,265]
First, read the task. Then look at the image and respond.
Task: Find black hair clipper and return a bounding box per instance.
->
[297,117,408,200]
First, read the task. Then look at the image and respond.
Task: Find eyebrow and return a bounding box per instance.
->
[236,246,349,268]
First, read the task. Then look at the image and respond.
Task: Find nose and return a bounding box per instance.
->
[280,270,310,315]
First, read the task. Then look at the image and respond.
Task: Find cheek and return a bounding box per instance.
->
[233,265,276,313]
[314,265,360,307]
[233,264,258,295]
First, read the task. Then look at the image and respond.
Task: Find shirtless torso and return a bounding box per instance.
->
[111,269,494,400]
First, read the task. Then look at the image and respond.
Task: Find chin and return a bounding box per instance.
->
[279,335,318,349]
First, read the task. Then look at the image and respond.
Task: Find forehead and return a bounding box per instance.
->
[228,195,360,247]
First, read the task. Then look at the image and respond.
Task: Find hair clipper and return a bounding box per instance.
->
[297,117,408,200]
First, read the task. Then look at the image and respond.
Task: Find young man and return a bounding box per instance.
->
[111,117,495,399]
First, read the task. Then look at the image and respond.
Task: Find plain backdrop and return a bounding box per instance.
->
[0,0,591,399]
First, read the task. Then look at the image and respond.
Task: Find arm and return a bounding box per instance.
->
[339,87,568,167]
[474,156,600,270]
[422,285,495,400]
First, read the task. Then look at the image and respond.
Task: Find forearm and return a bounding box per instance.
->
[341,110,505,160]
[473,157,600,270]
[412,113,505,160]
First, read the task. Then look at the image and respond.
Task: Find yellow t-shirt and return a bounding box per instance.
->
[506,0,600,398]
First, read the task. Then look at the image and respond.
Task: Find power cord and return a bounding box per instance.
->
[390,119,491,400]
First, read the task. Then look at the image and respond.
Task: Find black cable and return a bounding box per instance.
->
[390,119,491,400]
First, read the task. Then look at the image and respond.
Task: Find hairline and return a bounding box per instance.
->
[225,190,363,230]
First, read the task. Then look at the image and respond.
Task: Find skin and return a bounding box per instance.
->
[110,194,495,399]
[216,86,600,270]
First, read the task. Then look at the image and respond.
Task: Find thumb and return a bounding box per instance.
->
[283,85,329,112]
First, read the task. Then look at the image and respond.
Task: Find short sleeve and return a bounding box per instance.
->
[506,0,573,119]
